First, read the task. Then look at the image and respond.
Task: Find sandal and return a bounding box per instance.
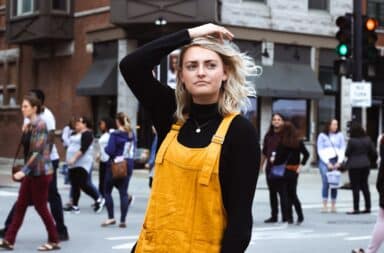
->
[101,219,116,227]
[119,223,127,228]
[0,240,14,250]
[37,242,60,251]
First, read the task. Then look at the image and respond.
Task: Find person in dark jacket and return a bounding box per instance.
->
[273,122,309,224]
[261,113,286,223]
[102,112,135,228]
[345,123,377,214]
[351,135,384,253]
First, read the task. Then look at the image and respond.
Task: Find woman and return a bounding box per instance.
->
[66,116,104,214]
[102,112,135,228]
[345,123,376,214]
[261,113,287,223]
[97,118,116,199]
[120,23,260,252]
[351,135,384,253]
[0,95,60,251]
[273,122,309,224]
[317,119,346,213]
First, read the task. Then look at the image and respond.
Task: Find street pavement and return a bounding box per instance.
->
[0,157,382,253]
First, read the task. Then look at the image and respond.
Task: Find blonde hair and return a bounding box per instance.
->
[116,112,132,133]
[175,36,261,122]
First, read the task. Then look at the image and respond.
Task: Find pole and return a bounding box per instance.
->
[352,0,363,125]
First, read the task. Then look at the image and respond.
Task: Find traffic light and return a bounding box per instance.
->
[335,14,353,58]
[363,16,379,61]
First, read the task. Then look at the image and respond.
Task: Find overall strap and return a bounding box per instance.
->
[199,113,239,186]
[155,123,182,164]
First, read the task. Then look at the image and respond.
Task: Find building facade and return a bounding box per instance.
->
[0,0,383,162]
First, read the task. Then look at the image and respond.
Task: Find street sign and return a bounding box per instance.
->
[350,81,371,107]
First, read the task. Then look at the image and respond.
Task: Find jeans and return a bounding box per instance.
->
[69,167,100,206]
[319,160,337,200]
[285,170,303,221]
[5,175,58,245]
[266,171,288,221]
[99,162,108,198]
[104,159,133,223]
[4,160,67,236]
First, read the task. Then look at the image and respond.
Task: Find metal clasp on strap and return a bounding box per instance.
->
[211,135,224,144]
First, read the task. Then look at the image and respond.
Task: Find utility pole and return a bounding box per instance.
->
[352,0,364,126]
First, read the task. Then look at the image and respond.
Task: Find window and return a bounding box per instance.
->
[318,95,336,134]
[52,0,69,12]
[308,0,328,10]
[272,99,309,139]
[13,0,36,16]
[243,97,259,130]
[319,66,338,94]
[367,0,384,27]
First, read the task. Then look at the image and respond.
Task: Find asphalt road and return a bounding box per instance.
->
[0,167,381,253]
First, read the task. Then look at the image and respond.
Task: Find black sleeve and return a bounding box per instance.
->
[119,30,191,142]
[345,140,352,157]
[300,141,310,165]
[80,131,93,153]
[378,142,384,193]
[220,116,260,253]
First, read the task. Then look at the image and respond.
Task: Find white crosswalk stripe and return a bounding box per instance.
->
[0,190,17,197]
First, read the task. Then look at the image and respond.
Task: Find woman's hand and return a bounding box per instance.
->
[13,171,25,181]
[188,23,234,41]
[67,157,76,166]
[327,163,334,170]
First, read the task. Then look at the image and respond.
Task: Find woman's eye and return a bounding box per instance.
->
[186,64,197,70]
[207,63,217,69]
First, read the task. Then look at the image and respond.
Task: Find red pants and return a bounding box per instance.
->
[5,175,58,245]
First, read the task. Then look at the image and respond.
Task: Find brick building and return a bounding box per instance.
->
[0,0,383,161]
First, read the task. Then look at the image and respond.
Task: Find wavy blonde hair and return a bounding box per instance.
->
[116,112,132,133]
[175,36,261,122]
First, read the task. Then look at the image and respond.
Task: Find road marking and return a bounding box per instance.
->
[112,242,136,250]
[106,235,138,241]
[0,190,17,197]
[345,236,371,241]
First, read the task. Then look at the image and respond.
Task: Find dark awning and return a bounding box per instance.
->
[254,62,324,99]
[76,59,117,96]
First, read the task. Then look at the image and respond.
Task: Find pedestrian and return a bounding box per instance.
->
[317,119,346,213]
[144,126,158,188]
[60,117,76,185]
[0,95,60,251]
[66,116,105,214]
[101,112,135,228]
[261,112,288,223]
[345,123,376,214]
[351,134,384,253]
[273,122,309,224]
[120,23,260,252]
[97,118,116,199]
[0,89,69,242]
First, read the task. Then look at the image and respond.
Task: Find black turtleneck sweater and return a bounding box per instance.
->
[119,30,260,253]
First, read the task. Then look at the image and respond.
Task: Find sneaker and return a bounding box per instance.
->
[0,228,6,238]
[264,217,278,223]
[94,198,105,213]
[71,206,80,214]
[58,231,69,241]
[63,203,73,212]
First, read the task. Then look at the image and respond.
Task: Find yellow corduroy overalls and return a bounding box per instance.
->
[134,113,238,253]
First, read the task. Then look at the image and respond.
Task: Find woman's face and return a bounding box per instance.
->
[75,118,86,132]
[180,46,227,104]
[329,119,338,133]
[271,114,284,130]
[99,121,106,132]
[21,99,37,119]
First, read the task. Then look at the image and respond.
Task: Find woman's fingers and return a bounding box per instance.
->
[188,23,234,41]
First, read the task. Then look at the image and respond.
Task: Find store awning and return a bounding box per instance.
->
[76,59,117,96]
[254,62,323,99]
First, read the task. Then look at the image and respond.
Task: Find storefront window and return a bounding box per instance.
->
[318,95,336,133]
[272,99,309,139]
[243,97,258,129]
[52,0,69,12]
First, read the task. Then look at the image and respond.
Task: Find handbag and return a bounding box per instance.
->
[11,134,25,182]
[111,157,127,179]
[326,170,342,189]
[270,153,292,179]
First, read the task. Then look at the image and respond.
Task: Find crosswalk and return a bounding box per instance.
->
[106,224,373,251]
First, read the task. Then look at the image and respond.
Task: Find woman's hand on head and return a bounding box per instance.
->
[188,23,234,41]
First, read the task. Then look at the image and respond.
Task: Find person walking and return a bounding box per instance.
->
[119,23,260,252]
[351,134,384,253]
[66,116,104,214]
[273,122,309,224]
[97,118,116,199]
[0,95,60,251]
[261,113,287,223]
[317,119,346,213]
[0,89,69,242]
[345,123,376,214]
[101,112,135,228]
[144,126,158,188]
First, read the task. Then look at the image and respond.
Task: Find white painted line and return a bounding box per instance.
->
[105,235,138,240]
[112,242,136,250]
[253,224,288,231]
[0,190,17,197]
[345,236,371,241]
